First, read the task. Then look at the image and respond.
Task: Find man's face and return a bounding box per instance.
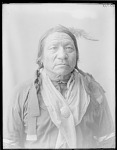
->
[42,32,77,76]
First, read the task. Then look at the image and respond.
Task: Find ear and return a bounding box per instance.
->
[36,58,43,68]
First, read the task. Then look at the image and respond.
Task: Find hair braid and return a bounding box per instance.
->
[34,62,43,94]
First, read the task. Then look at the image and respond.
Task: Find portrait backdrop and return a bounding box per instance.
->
[3,4,115,128]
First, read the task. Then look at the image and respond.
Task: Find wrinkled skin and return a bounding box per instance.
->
[42,32,77,76]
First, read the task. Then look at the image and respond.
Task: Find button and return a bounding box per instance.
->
[60,106,70,118]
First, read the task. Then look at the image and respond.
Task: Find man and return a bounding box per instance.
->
[3,25,115,148]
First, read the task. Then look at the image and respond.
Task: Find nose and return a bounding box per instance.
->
[57,46,67,59]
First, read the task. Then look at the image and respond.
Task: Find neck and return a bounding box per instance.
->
[44,68,73,83]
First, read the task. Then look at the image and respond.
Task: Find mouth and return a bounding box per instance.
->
[54,64,70,69]
[56,64,69,66]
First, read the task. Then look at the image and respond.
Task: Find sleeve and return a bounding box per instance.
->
[3,87,26,148]
[93,95,115,148]
[88,76,115,148]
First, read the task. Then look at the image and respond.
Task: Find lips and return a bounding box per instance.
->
[58,64,67,65]
[56,63,68,66]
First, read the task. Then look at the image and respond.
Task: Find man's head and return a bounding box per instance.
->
[37,25,79,76]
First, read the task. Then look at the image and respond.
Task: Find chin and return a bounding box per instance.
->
[55,69,72,76]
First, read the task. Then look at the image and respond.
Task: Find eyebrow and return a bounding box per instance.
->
[64,42,74,46]
[47,41,74,46]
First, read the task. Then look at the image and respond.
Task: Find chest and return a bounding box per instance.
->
[22,92,95,148]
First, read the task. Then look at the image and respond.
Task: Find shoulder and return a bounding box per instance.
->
[14,78,34,92]
[13,79,34,97]
[10,78,35,107]
[77,68,105,105]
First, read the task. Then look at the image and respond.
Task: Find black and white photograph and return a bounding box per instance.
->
[3,3,115,148]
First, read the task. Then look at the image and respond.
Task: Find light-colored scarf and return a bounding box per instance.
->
[41,69,90,148]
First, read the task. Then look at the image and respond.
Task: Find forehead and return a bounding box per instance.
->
[44,32,74,45]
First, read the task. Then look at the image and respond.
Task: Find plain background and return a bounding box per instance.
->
[3,4,115,127]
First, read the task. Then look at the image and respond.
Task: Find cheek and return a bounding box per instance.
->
[43,53,55,67]
[68,53,76,66]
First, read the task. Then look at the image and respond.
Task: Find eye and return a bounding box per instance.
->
[65,46,74,52]
[49,46,58,52]
[50,46,57,49]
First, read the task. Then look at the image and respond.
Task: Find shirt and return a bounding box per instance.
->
[3,69,115,148]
